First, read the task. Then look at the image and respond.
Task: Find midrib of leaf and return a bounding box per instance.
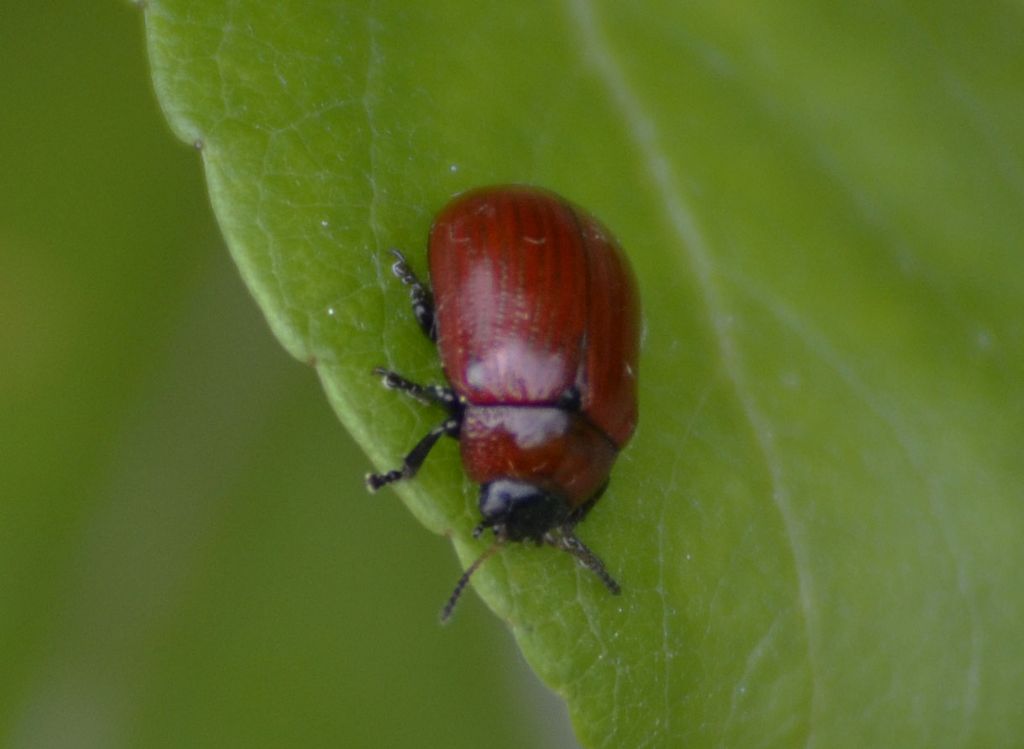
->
[730,270,984,741]
[699,3,993,736]
[563,1,820,743]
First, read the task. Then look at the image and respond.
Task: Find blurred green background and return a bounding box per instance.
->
[0,4,576,747]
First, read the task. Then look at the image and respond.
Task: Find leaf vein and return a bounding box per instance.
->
[565,1,821,743]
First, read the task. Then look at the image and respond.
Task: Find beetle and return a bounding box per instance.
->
[366,185,640,620]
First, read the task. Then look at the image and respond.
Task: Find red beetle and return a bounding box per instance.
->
[367,185,640,619]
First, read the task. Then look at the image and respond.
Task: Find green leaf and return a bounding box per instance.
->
[143,1,1024,746]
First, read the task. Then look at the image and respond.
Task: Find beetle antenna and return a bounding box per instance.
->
[440,542,502,623]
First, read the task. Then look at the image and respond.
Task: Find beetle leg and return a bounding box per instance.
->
[388,249,436,341]
[372,367,459,413]
[548,531,621,595]
[552,532,621,595]
[365,417,461,492]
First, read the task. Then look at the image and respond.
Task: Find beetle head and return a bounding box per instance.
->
[477,479,567,543]
[439,479,618,623]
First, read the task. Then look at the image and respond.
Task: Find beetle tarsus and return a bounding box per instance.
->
[372,367,458,411]
[388,248,436,340]
[365,470,402,492]
[365,418,460,492]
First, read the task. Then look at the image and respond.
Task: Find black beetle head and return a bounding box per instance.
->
[440,479,620,623]
[477,479,568,543]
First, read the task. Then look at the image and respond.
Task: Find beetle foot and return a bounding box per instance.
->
[365,469,405,492]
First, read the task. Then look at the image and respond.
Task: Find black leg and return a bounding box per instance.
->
[372,367,459,413]
[547,531,621,595]
[389,249,435,341]
[365,416,460,492]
